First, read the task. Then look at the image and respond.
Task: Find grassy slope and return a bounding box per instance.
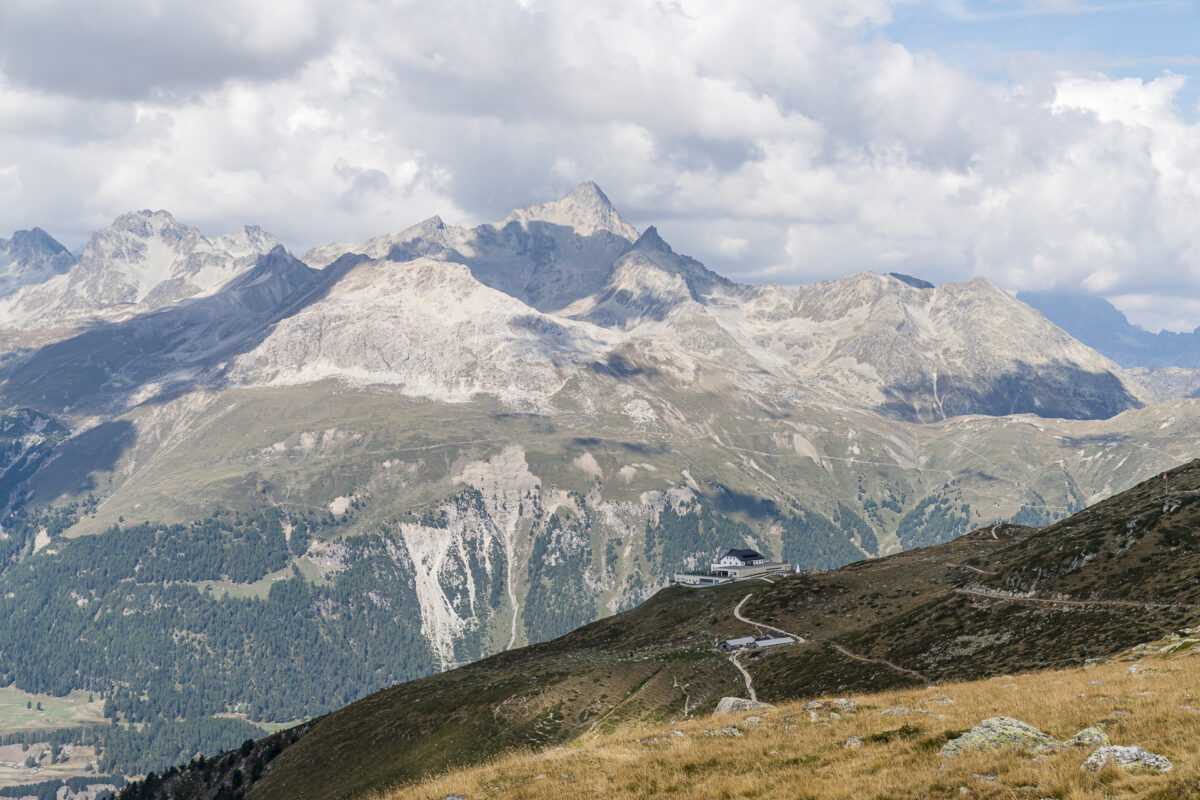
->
[0,687,104,732]
[387,634,1200,800]
[212,460,1200,800]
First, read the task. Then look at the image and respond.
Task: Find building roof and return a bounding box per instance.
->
[725,548,764,561]
[754,636,795,647]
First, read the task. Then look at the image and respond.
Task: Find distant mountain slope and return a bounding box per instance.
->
[0,227,76,298]
[119,458,1200,800]
[0,211,281,330]
[1019,289,1200,370]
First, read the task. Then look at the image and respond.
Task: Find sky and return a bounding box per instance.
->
[1,0,1199,331]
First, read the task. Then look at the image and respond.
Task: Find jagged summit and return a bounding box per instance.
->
[501,181,639,240]
[632,224,668,251]
[10,227,70,255]
[0,211,282,328]
[0,226,77,298]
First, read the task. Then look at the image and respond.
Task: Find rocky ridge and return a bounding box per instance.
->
[0,211,280,329]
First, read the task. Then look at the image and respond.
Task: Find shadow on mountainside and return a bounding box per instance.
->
[0,249,365,418]
[19,419,136,507]
[877,359,1142,422]
[434,220,637,313]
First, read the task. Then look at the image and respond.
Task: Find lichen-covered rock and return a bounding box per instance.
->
[714,697,773,715]
[832,698,859,712]
[880,706,944,718]
[1082,745,1172,772]
[940,717,1060,758]
[844,735,864,749]
[704,726,743,737]
[1066,727,1110,748]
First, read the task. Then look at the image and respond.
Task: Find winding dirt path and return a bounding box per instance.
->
[724,592,807,702]
[733,593,806,642]
[728,653,757,702]
[828,643,931,687]
[955,587,1200,611]
[947,563,995,575]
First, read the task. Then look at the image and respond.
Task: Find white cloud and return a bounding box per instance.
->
[1,0,1200,329]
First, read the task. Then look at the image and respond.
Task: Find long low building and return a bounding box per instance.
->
[674,548,793,586]
[720,634,796,651]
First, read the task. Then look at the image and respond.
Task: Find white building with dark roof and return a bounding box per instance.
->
[673,548,792,586]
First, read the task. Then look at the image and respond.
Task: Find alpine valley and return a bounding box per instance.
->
[0,184,1197,793]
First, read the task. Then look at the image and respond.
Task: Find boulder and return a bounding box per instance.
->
[704,726,743,737]
[940,717,1059,758]
[832,698,859,712]
[843,735,864,749]
[1066,727,1110,748]
[1081,745,1172,773]
[714,697,773,715]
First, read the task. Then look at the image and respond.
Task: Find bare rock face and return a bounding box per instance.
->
[1081,745,1172,772]
[940,717,1059,757]
[713,697,774,715]
[0,211,280,329]
[0,227,76,298]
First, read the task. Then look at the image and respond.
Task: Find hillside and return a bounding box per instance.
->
[116,459,1200,800]
[389,634,1200,800]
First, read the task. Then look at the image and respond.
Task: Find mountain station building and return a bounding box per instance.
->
[673,548,792,586]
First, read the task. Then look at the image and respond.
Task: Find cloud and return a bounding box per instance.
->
[0,0,332,99]
[2,0,1200,330]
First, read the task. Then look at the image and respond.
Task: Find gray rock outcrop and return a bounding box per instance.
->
[714,697,774,715]
[941,717,1059,757]
[1066,727,1110,748]
[1081,745,1172,772]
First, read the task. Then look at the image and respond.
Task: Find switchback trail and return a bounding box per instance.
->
[733,593,806,642]
[725,592,807,703]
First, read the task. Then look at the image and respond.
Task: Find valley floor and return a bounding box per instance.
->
[381,634,1200,800]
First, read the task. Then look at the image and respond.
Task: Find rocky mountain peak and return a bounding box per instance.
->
[0,211,282,329]
[216,225,283,260]
[0,226,78,299]
[9,227,70,256]
[106,209,189,241]
[632,225,669,252]
[501,181,639,240]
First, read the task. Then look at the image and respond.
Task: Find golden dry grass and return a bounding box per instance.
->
[375,638,1200,800]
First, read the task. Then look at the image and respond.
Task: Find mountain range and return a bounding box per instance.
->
[1020,289,1200,371]
[0,184,1199,790]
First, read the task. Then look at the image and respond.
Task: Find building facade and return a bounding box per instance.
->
[673,548,792,586]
